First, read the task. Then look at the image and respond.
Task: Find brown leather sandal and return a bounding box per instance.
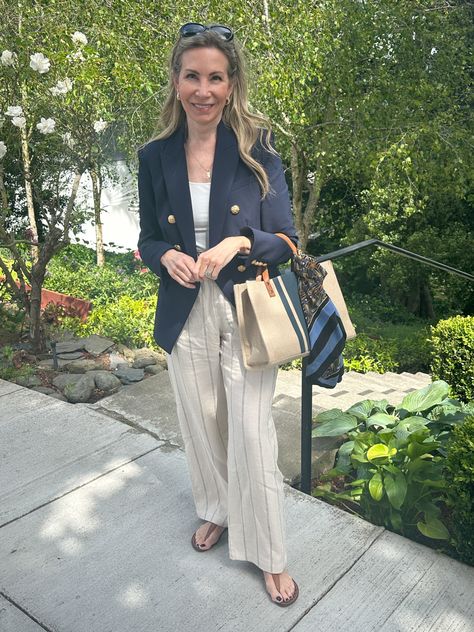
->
[191,522,226,552]
[273,579,299,607]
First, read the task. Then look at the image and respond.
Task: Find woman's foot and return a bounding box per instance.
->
[263,570,299,606]
[191,522,226,551]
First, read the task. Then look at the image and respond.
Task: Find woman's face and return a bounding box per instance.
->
[174,47,233,129]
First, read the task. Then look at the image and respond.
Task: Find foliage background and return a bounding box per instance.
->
[1,0,472,339]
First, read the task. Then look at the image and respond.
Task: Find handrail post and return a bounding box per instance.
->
[300,357,313,495]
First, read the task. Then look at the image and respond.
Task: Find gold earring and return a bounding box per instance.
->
[177,91,181,100]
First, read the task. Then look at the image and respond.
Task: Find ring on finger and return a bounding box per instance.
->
[204,269,214,279]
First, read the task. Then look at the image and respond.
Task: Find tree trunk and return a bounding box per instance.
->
[29,271,45,353]
[90,168,105,267]
[20,123,39,262]
[420,279,435,319]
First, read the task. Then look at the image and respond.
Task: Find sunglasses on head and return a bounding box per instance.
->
[179,22,234,42]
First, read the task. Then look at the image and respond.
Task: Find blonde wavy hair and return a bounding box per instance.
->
[150,28,275,197]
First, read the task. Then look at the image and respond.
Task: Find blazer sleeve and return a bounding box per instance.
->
[137,147,173,278]
[239,142,297,267]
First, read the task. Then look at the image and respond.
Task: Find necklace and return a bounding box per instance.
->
[185,143,213,181]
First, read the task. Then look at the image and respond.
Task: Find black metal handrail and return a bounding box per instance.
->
[299,239,474,495]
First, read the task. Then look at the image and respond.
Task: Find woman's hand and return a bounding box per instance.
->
[195,236,251,280]
[160,249,197,289]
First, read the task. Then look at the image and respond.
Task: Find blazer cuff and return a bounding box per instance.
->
[239,227,293,267]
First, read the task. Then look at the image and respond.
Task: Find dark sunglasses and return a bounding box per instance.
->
[179,22,234,42]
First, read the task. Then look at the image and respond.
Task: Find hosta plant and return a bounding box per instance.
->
[312,381,472,541]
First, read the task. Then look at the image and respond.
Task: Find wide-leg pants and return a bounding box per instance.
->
[167,279,288,573]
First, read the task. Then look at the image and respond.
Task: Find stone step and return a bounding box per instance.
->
[322,372,402,396]
[374,371,431,388]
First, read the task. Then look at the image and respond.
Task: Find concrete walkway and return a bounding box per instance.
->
[1,373,473,632]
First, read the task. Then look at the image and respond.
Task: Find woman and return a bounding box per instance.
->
[137,22,299,607]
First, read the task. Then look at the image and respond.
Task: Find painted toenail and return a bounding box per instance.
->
[276,596,282,602]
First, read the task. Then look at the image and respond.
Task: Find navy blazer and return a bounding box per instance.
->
[137,120,297,354]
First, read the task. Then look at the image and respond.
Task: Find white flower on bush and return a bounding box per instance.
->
[71,31,88,46]
[67,49,85,62]
[1,50,17,66]
[12,116,26,129]
[93,118,108,133]
[49,78,73,96]
[0,141,6,159]
[29,52,50,74]
[36,117,56,134]
[5,105,23,117]
[62,132,76,148]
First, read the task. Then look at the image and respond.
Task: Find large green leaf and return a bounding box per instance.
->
[400,381,450,413]
[367,444,397,461]
[312,412,358,437]
[417,517,450,540]
[384,472,407,510]
[407,441,439,459]
[369,472,384,501]
[367,413,398,428]
[346,400,376,421]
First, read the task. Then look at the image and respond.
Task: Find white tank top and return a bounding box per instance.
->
[189,181,210,252]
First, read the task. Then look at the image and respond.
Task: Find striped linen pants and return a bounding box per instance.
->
[167,278,288,574]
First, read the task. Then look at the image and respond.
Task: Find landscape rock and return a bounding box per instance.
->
[47,391,69,402]
[53,373,86,391]
[66,359,101,373]
[114,366,145,384]
[15,375,42,388]
[89,370,121,392]
[31,386,56,395]
[108,352,128,370]
[84,334,114,356]
[38,358,72,370]
[54,339,86,354]
[144,364,165,375]
[63,374,95,403]
[55,351,85,360]
[116,344,135,362]
[132,356,156,369]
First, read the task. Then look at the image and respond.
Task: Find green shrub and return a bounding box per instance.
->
[44,245,158,305]
[312,381,472,543]
[79,295,157,348]
[445,415,474,565]
[343,333,399,373]
[429,316,474,402]
[0,346,35,382]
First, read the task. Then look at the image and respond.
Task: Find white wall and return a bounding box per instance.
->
[73,160,140,252]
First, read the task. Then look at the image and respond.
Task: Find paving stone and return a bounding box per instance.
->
[84,334,114,356]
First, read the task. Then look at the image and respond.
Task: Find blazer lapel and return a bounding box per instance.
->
[208,121,239,247]
[160,126,197,257]
[160,120,240,254]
